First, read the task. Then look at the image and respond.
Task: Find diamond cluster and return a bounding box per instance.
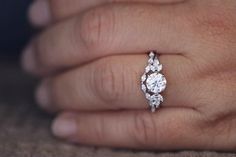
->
[141,51,167,112]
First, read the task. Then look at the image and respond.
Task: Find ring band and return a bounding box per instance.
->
[141,51,167,112]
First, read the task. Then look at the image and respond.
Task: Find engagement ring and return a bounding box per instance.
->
[141,51,167,112]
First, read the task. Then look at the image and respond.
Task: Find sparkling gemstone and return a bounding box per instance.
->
[157,64,163,72]
[157,94,164,102]
[151,107,156,112]
[152,61,162,71]
[149,52,155,58]
[154,59,160,65]
[145,66,150,73]
[149,94,162,107]
[141,84,146,92]
[145,93,151,99]
[150,97,160,106]
[148,58,154,64]
[152,94,163,102]
[148,60,162,72]
[141,74,146,82]
[150,65,156,72]
[146,73,167,93]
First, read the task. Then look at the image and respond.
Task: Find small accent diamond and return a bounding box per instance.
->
[157,94,164,102]
[141,84,146,92]
[150,65,156,72]
[148,58,154,64]
[157,64,163,72]
[151,107,156,112]
[149,52,155,58]
[145,66,150,73]
[150,98,160,106]
[145,93,151,99]
[154,58,160,65]
[141,74,146,82]
[149,94,161,107]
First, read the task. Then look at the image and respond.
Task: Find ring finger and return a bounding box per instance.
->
[36,54,195,112]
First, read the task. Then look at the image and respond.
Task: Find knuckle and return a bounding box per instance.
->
[191,4,236,39]
[198,76,236,120]
[200,108,236,150]
[79,7,116,52]
[131,113,157,147]
[93,58,124,106]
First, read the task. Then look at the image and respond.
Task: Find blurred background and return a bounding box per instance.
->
[0,0,33,60]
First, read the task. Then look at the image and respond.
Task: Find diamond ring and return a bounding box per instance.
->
[141,51,167,112]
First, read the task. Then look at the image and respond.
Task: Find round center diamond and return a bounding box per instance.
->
[146,73,166,93]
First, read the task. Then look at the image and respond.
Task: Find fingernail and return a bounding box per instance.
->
[52,114,77,138]
[22,43,37,73]
[29,0,51,26]
[36,80,51,109]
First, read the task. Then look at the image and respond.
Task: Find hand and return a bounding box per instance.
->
[22,0,236,150]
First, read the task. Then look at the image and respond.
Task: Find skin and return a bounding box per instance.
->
[22,0,236,151]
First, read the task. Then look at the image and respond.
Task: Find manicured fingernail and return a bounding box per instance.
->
[52,114,77,138]
[36,80,51,109]
[22,43,37,73]
[29,0,51,26]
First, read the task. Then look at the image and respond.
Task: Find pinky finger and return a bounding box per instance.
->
[52,108,207,150]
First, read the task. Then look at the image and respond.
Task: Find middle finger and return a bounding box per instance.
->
[23,3,194,76]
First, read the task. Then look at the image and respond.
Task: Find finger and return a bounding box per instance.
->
[51,109,205,150]
[22,3,195,76]
[35,54,195,112]
[29,0,188,27]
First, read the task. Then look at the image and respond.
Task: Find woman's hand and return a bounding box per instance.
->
[22,0,236,150]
